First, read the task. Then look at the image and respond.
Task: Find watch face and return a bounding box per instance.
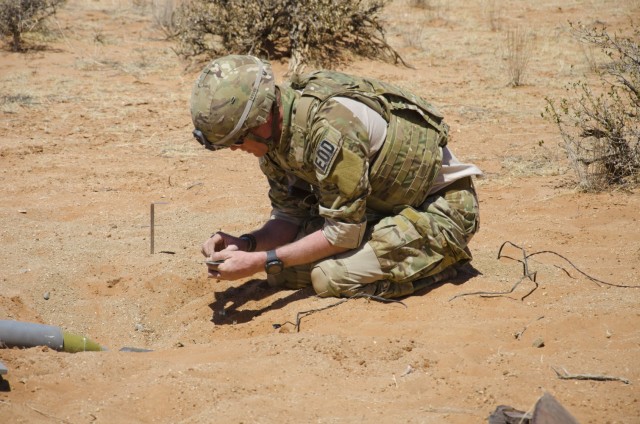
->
[265,250,283,274]
[266,260,284,274]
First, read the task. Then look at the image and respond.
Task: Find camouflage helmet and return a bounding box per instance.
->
[190,55,276,149]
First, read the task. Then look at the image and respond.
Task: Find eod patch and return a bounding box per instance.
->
[314,139,339,175]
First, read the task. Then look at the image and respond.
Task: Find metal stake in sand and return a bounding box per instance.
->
[150,202,168,254]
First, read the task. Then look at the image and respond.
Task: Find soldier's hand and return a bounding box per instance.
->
[206,247,263,281]
[201,231,241,258]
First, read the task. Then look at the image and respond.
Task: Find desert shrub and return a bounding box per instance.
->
[0,0,65,51]
[505,27,534,87]
[172,0,406,73]
[544,23,640,191]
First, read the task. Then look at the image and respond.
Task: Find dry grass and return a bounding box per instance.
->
[407,0,446,22]
[579,42,600,73]
[402,24,427,50]
[504,27,535,87]
[501,142,568,178]
[482,0,503,32]
[0,93,37,113]
[151,0,178,37]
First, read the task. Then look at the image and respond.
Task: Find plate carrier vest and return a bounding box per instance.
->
[286,71,449,213]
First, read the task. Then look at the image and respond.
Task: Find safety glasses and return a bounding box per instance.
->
[192,129,244,151]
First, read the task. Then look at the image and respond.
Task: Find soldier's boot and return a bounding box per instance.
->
[354,266,458,298]
[368,280,415,299]
[412,266,458,293]
[317,279,414,299]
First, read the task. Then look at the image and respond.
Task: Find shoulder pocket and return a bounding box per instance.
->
[314,127,341,177]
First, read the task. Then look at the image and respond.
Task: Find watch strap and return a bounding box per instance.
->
[266,249,278,263]
[265,249,283,274]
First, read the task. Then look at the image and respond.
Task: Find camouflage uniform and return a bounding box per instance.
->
[261,71,480,298]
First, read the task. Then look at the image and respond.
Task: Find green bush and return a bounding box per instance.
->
[0,0,65,51]
[172,0,406,73]
[544,23,640,191]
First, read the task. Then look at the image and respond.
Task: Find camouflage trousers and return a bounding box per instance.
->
[268,176,480,298]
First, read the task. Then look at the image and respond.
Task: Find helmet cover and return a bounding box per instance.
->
[190,55,276,148]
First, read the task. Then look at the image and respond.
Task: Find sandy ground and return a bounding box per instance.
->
[1,0,639,422]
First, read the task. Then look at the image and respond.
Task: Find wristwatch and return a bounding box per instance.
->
[265,250,284,274]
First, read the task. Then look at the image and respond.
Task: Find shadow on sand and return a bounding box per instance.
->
[208,279,315,325]
[208,264,481,326]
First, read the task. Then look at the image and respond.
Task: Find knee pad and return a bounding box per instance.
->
[311,244,387,298]
[310,265,336,298]
[311,261,353,298]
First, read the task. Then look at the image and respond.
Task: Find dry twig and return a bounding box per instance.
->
[449,241,639,302]
[26,403,72,423]
[552,366,630,384]
[514,315,545,340]
[274,293,406,332]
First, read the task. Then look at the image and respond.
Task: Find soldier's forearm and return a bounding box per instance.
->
[275,229,349,269]
[250,218,299,251]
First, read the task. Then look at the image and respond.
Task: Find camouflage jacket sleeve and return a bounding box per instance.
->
[308,98,374,248]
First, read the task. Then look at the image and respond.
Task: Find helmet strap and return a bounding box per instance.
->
[215,57,265,147]
[246,88,281,148]
[245,132,272,144]
[268,88,282,149]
